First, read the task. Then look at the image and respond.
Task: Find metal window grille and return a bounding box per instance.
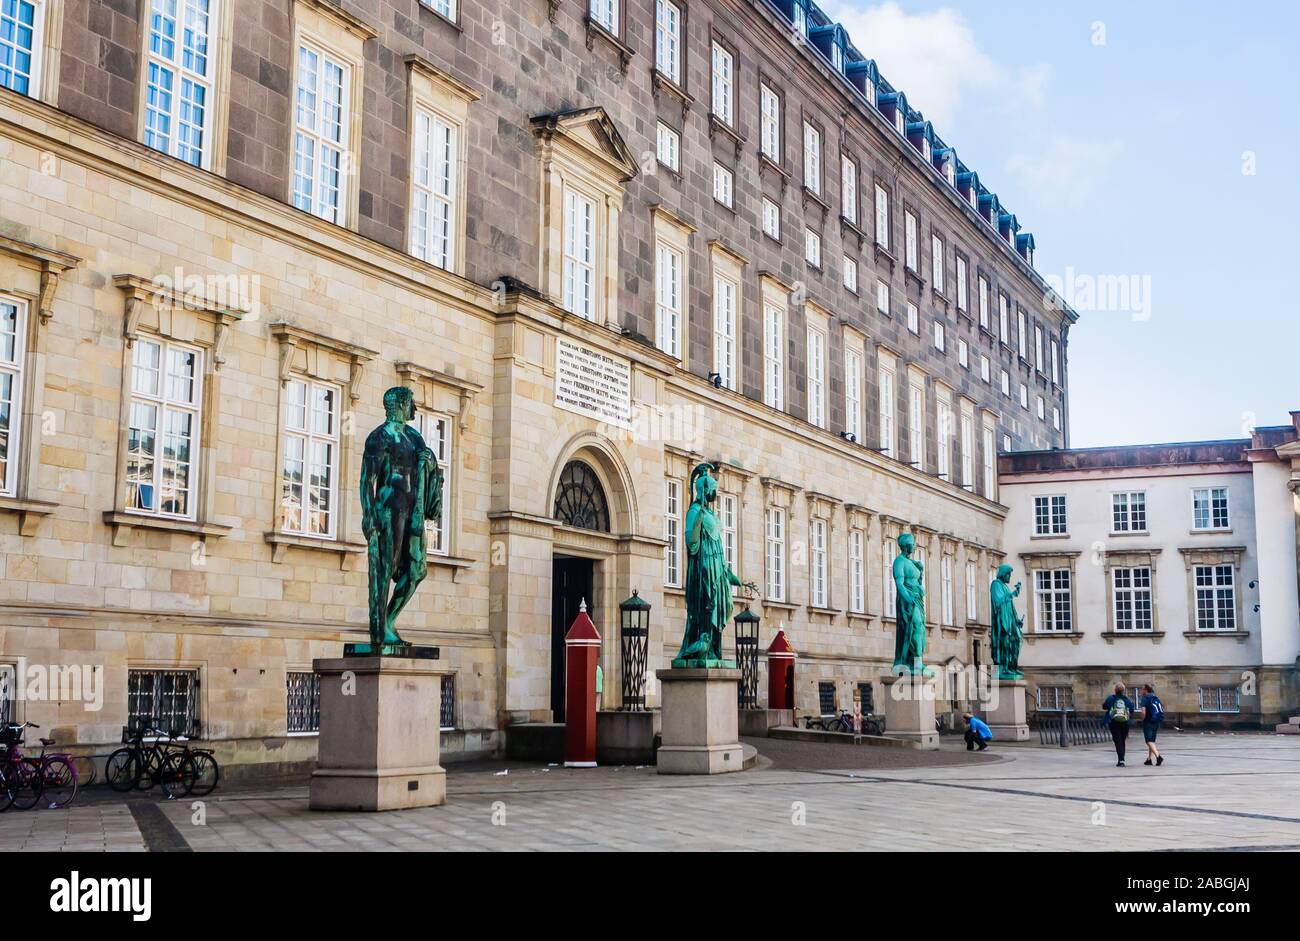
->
[440,674,456,730]
[856,682,875,713]
[127,669,199,736]
[818,681,836,716]
[286,671,321,733]
[0,664,13,726]
[1199,685,1239,714]
[1036,685,1074,712]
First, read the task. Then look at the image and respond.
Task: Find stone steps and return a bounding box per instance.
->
[1275,717,1300,734]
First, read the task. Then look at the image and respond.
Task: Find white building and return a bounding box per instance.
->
[1000,418,1300,727]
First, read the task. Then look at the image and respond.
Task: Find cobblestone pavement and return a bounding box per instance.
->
[6,733,1299,851]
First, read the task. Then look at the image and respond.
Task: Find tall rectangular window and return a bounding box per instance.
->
[883,536,897,618]
[656,121,680,171]
[960,414,974,488]
[842,255,858,292]
[878,363,895,456]
[0,296,26,497]
[712,162,733,207]
[998,293,1009,344]
[280,378,339,537]
[936,399,952,480]
[904,210,918,270]
[655,242,683,359]
[1035,324,1045,371]
[721,492,738,570]
[933,320,945,353]
[931,234,944,294]
[1018,309,1028,359]
[941,555,954,625]
[1113,567,1153,632]
[978,275,989,329]
[1034,569,1072,632]
[956,256,968,311]
[654,0,681,84]
[664,477,682,586]
[761,197,780,239]
[803,122,821,193]
[965,560,977,621]
[127,339,202,520]
[144,0,215,167]
[292,41,349,223]
[957,338,968,368]
[810,518,827,608]
[841,154,858,224]
[1033,495,1067,535]
[765,506,785,601]
[844,347,862,441]
[1195,564,1235,632]
[589,0,617,33]
[711,42,734,126]
[906,302,918,334]
[1192,486,1230,530]
[1051,340,1060,384]
[1112,491,1147,533]
[806,325,825,428]
[874,183,889,249]
[980,354,990,383]
[712,274,737,390]
[286,671,322,734]
[982,426,996,498]
[410,410,451,555]
[763,301,784,410]
[849,529,865,614]
[804,228,821,268]
[908,381,924,469]
[760,83,780,160]
[127,669,199,736]
[0,0,43,96]
[562,187,595,318]
[410,106,457,270]
[876,279,889,315]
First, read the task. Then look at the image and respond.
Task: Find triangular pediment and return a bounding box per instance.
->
[532,107,639,182]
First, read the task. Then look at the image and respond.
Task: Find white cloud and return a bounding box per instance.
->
[1004,136,1126,210]
[821,1,1050,128]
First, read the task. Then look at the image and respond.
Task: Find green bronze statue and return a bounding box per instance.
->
[673,463,755,669]
[989,563,1024,680]
[359,386,442,651]
[891,532,931,675]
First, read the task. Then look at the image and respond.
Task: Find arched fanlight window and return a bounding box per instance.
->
[553,460,611,532]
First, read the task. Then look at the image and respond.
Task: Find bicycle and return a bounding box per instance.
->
[105,726,196,799]
[822,711,885,737]
[23,725,80,808]
[0,722,60,811]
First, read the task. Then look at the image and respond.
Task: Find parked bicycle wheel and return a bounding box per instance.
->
[160,753,197,799]
[72,755,97,788]
[0,762,14,812]
[9,761,43,811]
[188,752,219,797]
[104,748,140,792]
[39,757,78,809]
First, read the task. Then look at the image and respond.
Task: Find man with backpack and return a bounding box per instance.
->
[1138,682,1165,766]
[1101,682,1137,767]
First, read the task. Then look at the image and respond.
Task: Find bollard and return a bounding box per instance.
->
[1059,707,1069,748]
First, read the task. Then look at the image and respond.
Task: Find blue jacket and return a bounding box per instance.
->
[967,716,992,740]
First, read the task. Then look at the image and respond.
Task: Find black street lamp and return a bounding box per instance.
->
[618,589,651,711]
[734,605,761,709]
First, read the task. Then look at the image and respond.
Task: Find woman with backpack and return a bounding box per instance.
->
[1101,682,1137,767]
[1138,683,1165,766]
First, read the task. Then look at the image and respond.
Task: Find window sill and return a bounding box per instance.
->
[264,531,366,570]
[872,242,896,270]
[806,604,840,617]
[1030,532,1070,540]
[761,599,796,613]
[0,495,57,536]
[663,585,686,598]
[584,17,634,72]
[286,730,320,738]
[104,511,231,547]
[1184,630,1249,642]
[427,553,475,582]
[904,267,925,289]
[839,216,865,247]
[1108,530,1150,538]
[1100,631,1165,644]
[708,114,746,154]
[415,2,462,33]
[1024,630,1084,645]
[758,153,790,183]
[846,611,871,624]
[1189,528,1233,536]
[801,185,830,215]
[651,71,694,110]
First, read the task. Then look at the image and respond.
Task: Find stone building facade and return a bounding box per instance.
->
[1000,421,1300,728]
[0,0,1074,769]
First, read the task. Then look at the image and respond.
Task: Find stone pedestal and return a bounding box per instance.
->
[656,668,744,774]
[984,677,1030,741]
[881,673,939,749]
[309,655,446,811]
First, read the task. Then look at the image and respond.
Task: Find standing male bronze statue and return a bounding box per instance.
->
[989,563,1025,679]
[358,386,442,652]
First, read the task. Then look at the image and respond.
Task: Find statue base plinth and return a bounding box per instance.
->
[670,657,737,670]
[309,655,446,811]
[984,677,1030,741]
[343,642,440,659]
[881,673,939,749]
[655,668,744,775]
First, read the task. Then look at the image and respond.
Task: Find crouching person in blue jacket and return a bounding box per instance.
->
[963,713,992,751]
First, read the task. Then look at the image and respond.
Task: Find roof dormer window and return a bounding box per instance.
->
[894,108,905,134]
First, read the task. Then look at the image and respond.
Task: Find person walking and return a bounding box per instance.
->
[1138,682,1165,766]
[963,712,992,751]
[1101,682,1136,767]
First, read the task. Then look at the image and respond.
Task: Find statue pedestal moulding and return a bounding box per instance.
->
[658,463,753,774]
[984,564,1029,740]
[310,387,448,811]
[880,530,939,748]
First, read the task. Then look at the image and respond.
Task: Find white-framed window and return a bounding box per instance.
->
[654,0,681,84]
[804,228,822,268]
[965,559,977,621]
[1000,369,1010,397]
[1035,324,1045,371]
[1036,395,1045,421]
[806,324,826,428]
[712,162,733,207]
[1017,309,1028,359]
[849,529,865,614]
[0,296,27,497]
[1034,569,1072,632]
[1113,566,1153,632]
[1003,433,1013,452]
[656,121,680,171]
[761,197,781,239]
[810,517,828,608]
[841,154,858,224]
[998,293,1009,344]
[1050,340,1060,384]
[1192,486,1230,530]
[721,492,738,570]
[874,183,889,249]
[589,0,617,34]
[126,338,202,520]
[765,506,786,601]
[423,0,456,19]
[982,426,995,497]
[1019,383,1028,409]
[410,410,452,555]
[1199,685,1240,714]
[763,301,784,410]
[410,105,458,270]
[904,210,918,270]
[143,0,217,167]
[844,347,862,440]
[883,535,897,618]
[940,554,954,625]
[957,338,968,368]
[931,234,944,294]
[908,381,924,468]
[1033,494,1067,535]
[562,186,595,318]
[0,0,44,97]
[292,40,350,224]
[842,255,858,292]
[906,302,918,334]
[655,241,683,359]
[956,256,968,311]
[960,414,974,488]
[933,319,945,353]
[803,121,821,193]
[1053,406,1061,431]
[712,274,738,391]
[1194,564,1236,632]
[978,354,990,383]
[878,362,896,456]
[978,275,989,329]
[936,399,952,480]
[1037,685,1075,712]
[664,477,682,586]
[876,279,890,314]
[711,41,734,126]
[1112,490,1147,533]
[279,376,339,537]
[760,83,781,160]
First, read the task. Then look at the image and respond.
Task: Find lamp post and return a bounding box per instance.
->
[618,589,651,711]
[734,606,761,709]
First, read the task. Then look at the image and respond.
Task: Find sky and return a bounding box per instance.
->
[821,0,1300,447]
